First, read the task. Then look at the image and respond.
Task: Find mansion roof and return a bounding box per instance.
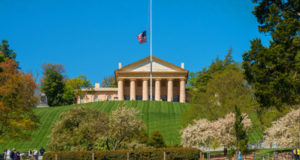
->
[115,56,188,79]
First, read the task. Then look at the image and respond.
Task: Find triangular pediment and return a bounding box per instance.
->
[117,56,187,72]
[122,59,177,72]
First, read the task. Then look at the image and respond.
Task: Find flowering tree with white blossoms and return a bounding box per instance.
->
[216,113,252,148]
[181,112,252,148]
[181,119,217,148]
[264,106,300,148]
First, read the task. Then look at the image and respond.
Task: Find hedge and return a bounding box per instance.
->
[43,148,200,160]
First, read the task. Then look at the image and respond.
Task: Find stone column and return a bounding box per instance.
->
[77,96,80,104]
[130,79,136,100]
[142,79,148,100]
[91,95,94,102]
[167,79,173,102]
[155,79,161,101]
[118,79,124,100]
[180,79,186,103]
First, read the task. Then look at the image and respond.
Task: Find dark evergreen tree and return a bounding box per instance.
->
[0,40,19,70]
[0,40,16,62]
[234,106,248,153]
[243,0,300,109]
[224,47,234,66]
[251,0,299,33]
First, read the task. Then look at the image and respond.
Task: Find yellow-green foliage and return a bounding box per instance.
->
[48,106,109,151]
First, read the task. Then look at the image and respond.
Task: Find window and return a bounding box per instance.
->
[161,95,167,101]
[94,96,98,102]
[80,97,85,104]
[173,96,179,102]
[136,95,142,100]
[124,96,130,100]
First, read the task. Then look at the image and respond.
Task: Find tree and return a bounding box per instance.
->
[264,106,300,148]
[101,75,117,88]
[48,107,109,151]
[0,60,39,142]
[181,119,218,149]
[187,48,236,104]
[40,63,67,106]
[102,105,145,150]
[187,53,232,98]
[65,75,93,103]
[181,112,251,150]
[40,64,93,106]
[224,47,234,66]
[147,130,166,148]
[49,105,146,151]
[62,85,75,105]
[66,75,92,89]
[242,1,300,109]
[0,40,17,63]
[217,113,252,150]
[182,61,257,126]
[205,66,257,115]
[251,0,299,33]
[215,113,237,149]
[234,106,248,153]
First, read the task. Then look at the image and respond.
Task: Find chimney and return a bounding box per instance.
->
[181,62,184,69]
[118,62,122,69]
[95,83,100,88]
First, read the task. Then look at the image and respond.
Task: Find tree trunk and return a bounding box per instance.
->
[106,138,110,150]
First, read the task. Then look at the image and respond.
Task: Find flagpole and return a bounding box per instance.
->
[149,0,153,101]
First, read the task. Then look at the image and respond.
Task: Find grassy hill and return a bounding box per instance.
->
[1,101,189,152]
[1,101,263,152]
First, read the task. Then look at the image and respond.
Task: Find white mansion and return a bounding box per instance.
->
[77,56,188,103]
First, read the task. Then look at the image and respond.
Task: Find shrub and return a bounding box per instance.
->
[147,130,166,148]
[43,148,200,160]
[48,106,109,151]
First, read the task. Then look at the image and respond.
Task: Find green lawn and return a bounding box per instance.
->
[1,101,189,152]
[1,101,263,152]
[248,112,264,143]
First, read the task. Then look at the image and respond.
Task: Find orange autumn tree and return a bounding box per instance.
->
[0,59,39,142]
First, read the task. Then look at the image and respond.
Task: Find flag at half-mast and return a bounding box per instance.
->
[137,31,147,44]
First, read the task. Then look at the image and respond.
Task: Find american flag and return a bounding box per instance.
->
[137,31,147,44]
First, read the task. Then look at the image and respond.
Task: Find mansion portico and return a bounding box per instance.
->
[77,56,188,103]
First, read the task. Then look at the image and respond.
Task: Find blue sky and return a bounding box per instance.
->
[0,0,270,85]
